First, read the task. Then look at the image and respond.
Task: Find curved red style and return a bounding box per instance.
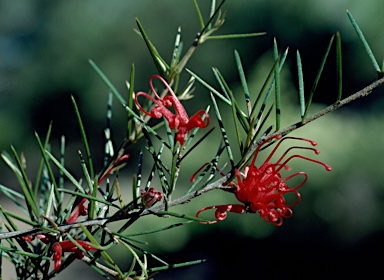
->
[134,75,210,145]
[196,135,332,226]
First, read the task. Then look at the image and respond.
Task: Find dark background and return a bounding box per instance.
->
[1,0,384,279]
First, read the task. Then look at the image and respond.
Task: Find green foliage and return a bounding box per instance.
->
[1,1,384,279]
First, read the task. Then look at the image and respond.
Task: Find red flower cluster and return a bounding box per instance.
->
[140,187,163,208]
[52,240,97,272]
[32,154,130,271]
[23,234,97,272]
[196,135,332,226]
[134,75,210,145]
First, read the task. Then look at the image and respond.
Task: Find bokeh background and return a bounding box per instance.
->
[1,0,384,279]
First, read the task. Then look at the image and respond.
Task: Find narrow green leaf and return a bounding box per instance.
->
[1,152,24,194]
[123,221,192,237]
[296,50,305,120]
[71,95,94,179]
[192,0,205,29]
[208,0,217,22]
[164,116,175,150]
[89,59,127,105]
[336,31,343,101]
[42,182,56,227]
[234,50,251,114]
[303,35,334,121]
[279,47,289,72]
[104,91,114,167]
[180,126,215,164]
[35,132,61,209]
[238,125,273,170]
[229,89,244,152]
[58,188,112,205]
[1,209,40,228]
[170,26,183,72]
[187,144,225,193]
[0,245,51,260]
[123,104,171,149]
[273,38,281,131]
[61,194,78,223]
[254,105,273,141]
[210,93,234,167]
[157,210,213,222]
[253,79,274,135]
[145,154,157,191]
[133,151,143,205]
[178,75,195,100]
[206,32,266,40]
[187,69,231,105]
[127,63,135,138]
[169,143,179,195]
[80,225,124,277]
[135,17,169,76]
[78,150,97,220]
[249,57,279,120]
[142,129,170,194]
[0,185,23,199]
[129,259,206,276]
[382,58,384,73]
[46,150,86,194]
[120,240,148,278]
[212,67,249,129]
[119,236,169,268]
[198,0,226,40]
[347,10,381,73]
[59,135,66,189]
[9,146,39,221]
[0,205,20,232]
[0,184,28,215]
[33,122,52,197]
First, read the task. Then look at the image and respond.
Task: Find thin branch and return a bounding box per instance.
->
[1,76,383,240]
[82,256,121,278]
[274,76,384,136]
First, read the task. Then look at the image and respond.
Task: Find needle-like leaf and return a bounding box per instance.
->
[347,10,381,74]
[336,31,343,101]
[297,50,305,120]
[303,35,334,121]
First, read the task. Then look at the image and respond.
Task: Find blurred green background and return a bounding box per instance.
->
[1,0,384,279]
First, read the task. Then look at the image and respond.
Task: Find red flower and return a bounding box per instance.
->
[134,75,210,145]
[140,187,163,208]
[98,154,130,185]
[52,240,97,272]
[66,198,88,224]
[196,135,332,226]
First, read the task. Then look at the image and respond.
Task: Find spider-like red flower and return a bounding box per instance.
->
[134,74,210,145]
[52,240,97,272]
[196,135,332,226]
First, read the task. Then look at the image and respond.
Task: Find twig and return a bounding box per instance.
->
[1,76,383,240]
[82,256,121,278]
[273,76,384,137]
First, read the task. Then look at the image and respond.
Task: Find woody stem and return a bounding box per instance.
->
[2,77,384,241]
